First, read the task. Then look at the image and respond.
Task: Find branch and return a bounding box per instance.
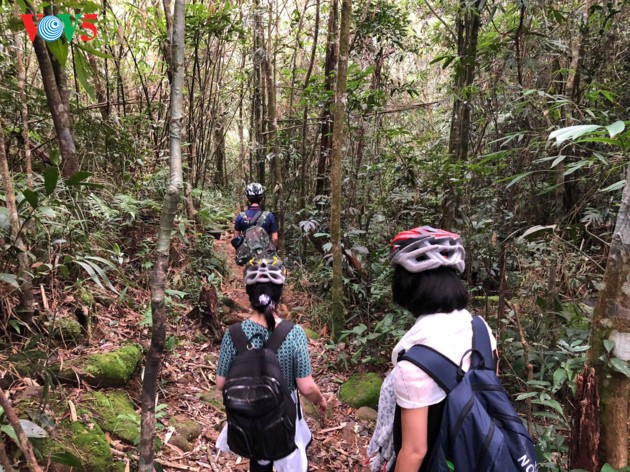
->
[423,0,456,43]
[0,389,42,472]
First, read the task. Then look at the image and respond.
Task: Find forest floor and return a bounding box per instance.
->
[119,233,373,471]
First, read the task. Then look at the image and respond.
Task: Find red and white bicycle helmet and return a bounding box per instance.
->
[244,256,287,285]
[389,226,465,274]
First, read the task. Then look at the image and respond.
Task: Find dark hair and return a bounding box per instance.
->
[246,283,283,331]
[392,266,469,316]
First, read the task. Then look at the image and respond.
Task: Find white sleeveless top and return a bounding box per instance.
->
[391,309,497,409]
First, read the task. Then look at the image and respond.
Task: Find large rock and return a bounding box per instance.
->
[339,372,383,409]
[82,391,140,445]
[34,420,117,472]
[56,344,143,387]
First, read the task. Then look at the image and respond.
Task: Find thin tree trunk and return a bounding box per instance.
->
[27,10,79,177]
[586,160,630,469]
[0,121,33,324]
[299,0,320,209]
[443,0,482,227]
[0,437,16,472]
[330,0,351,340]
[253,0,266,184]
[316,0,338,199]
[14,3,32,189]
[138,0,185,469]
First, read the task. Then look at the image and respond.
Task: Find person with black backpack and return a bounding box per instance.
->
[368,226,537,472]
[215,256,327,472]
[231,183,278,265]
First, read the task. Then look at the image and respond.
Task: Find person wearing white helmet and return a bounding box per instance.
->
[215,256,326,472]
[369,226,497,472]
[232,183,279,249]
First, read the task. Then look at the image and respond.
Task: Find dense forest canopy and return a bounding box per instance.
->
[0,0,629,470]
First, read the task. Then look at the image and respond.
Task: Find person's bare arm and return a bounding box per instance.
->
[216,375,226,391]
[296,376,326,415]
[271,231,278,246]
[394,406,429,472]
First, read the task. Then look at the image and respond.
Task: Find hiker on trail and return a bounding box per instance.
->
[215,256,327,472]
[368,226,536,472]
[232,182,278,244]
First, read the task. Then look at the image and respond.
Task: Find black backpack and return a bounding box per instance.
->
[235,210,275,266]
[223,321,298,460]
[395,316,538,472]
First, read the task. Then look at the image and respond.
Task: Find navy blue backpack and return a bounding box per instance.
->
[398,316,538,472]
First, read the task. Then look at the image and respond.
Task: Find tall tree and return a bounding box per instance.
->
[0,120,33,324]
[330,0,352,339]
[25,5,79,178]
[13,2,32,189]
[588,158,630,468]
[316,0,338,199]
[138,0,185,469]
[443,0,483,227]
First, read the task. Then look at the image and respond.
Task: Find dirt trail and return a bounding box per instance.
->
[156,235,372,471]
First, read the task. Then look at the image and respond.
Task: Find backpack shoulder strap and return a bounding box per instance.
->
[255,211,269,228]
[229,323,249,355]
[400,345,460,394]
[265,320,293,353]
[248,210,263,227]
[471,316,495,370]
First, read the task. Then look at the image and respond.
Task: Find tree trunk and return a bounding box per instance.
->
[14,2,32,189]
[138,0,185,469]
[29,16,79,177]
[443,0,482,227]
[587,159,630,468]
[299,0,320,209]
[253,0,266,184]
[330,0,351,340]
[0,121,33,324]
[316,0,338,199]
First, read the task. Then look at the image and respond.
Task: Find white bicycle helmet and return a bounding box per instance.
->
[245,182,265,202]
[389,226,465,274]
[244,256,286,285]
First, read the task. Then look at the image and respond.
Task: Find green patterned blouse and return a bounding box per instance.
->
[216,319,312,391]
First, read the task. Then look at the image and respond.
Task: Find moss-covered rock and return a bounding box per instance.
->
[170,415,202,442]
[199,390,224,412]
[34,419,116,471]
[355,406,378,421]
[56,344,143,387]
[303,327,320,340]
[169,434,192,452]
[82,391,140,445]
[53,317,83,344]
[339,372,383,409]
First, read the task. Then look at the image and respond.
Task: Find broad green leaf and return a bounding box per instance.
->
[599,180,625,193]
[73,48,95,100]
[65,171,93,186]
[22,189,39,209]
[550,155,565,168]
[518,225,556,241]
[50,451,83,467]
[532,398,565,416]
[603,339,615,353]
[605,120,625,138]
[548,125,602,145]
[74,260,104,290]
[515,392,538,401]
[19,419,48,438]
[506,171,533,189]
[84,259,118,293]
[552,369,567,391]
[601,465,616,472]
[0,273,19,289]
[75,42,114,59]
[610,358,630,378]
[43,166,59,196]
[46,39,69,67]
[0,424,18,443]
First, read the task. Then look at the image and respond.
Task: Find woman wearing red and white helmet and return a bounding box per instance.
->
[372,227,497,472]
